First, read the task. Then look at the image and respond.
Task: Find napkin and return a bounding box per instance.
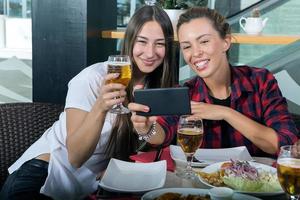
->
[130,146,175,172]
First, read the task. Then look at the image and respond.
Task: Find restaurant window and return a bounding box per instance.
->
[0,0,4,14]
[117,0,143,27]
[0,0,32,103]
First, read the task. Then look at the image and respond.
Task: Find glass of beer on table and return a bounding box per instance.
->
[106,55,132,114]
[177,115,203,179]
[277,145,300,199]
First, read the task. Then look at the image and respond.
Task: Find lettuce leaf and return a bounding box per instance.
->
[259,172,282,192]
[223,172,283,192]
[260,182,282,193]
[223,176,263,192]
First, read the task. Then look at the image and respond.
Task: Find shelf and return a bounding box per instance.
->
[101,30,300,45]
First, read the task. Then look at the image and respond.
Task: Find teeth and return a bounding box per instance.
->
[195,60,208,69]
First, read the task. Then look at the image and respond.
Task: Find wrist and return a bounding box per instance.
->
[90,103,108,120]
[136,122,157,141]
[94,100,109,114]
[223,106,232,121]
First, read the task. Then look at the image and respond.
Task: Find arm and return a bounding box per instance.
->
[191,102,278,154]
[191,72,299,154]
[66,73,126,168]
[223,106,278,154]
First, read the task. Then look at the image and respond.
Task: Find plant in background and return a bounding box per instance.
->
[157,0,208,9]
[251,8,261,18]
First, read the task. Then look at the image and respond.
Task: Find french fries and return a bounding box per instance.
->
[196,171,225,187]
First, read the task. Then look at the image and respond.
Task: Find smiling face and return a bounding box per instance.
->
[178,17,231,80]
[132,21,166,75]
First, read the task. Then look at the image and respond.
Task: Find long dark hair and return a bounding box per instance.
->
[105,5,175,160]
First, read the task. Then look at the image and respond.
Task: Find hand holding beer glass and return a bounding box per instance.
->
[107,55,132,114]
[277,145,300,199]
[177,115,203,179]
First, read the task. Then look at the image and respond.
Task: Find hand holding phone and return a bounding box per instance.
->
[134,87,191,116]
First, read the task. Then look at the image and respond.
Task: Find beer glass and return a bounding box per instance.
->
[277,145,300,200]
[177,115,203,179]
[107,55,132,114]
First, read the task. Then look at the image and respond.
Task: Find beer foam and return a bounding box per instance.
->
[277,158,300,168]
[108,62,131,66]
[178,128,203,135]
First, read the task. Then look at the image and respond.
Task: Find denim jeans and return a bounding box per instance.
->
[0,159,53,200]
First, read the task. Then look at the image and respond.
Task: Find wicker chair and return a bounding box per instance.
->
[0,102,64,188]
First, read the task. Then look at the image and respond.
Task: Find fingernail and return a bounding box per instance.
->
[143,107,149,112]
[134,84,144,89]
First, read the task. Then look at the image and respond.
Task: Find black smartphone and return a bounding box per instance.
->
[134,87,191,116]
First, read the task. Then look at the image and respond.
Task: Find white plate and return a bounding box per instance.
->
[141,188,262,200]
[198,161,284,196]
[170,145,253,168]
[99,158,166,193]
[194,146,253,162]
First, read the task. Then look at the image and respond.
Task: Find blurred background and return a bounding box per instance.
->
[0,0,299,114]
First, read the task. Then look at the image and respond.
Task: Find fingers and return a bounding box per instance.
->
[191,101,204,114]
[103,82,126,93]
[102,73,126,94]
[132,84,144,97]
[96,74,127,112]
[191,101,198,105]
[104,73,119,83]
[130,110,157,133]
[128,101,157,134]
[128,102,149,113]
[133,84,144,91]
[102,89,126,100]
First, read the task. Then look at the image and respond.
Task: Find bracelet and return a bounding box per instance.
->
[137,122,157,141]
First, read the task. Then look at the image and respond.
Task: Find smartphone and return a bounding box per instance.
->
[134,87,191,116]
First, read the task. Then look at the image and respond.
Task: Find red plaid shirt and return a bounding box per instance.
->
[158,65,299,157]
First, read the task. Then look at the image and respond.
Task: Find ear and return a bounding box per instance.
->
[222,34,231,52]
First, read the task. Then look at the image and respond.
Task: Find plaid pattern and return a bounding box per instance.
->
[158,65,299,157]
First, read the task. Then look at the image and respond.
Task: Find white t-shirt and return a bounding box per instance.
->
[8,62,116,200]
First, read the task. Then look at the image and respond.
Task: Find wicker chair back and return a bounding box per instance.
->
[0,102,64,188]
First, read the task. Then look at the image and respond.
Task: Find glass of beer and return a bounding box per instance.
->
[277,145,300,199]
[107,55,132,114]
[177,115,203,179]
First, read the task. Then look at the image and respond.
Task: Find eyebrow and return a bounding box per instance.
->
[136,36,165,42]
[179,34,212,44]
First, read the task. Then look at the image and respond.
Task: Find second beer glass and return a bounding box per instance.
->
[177,115,203,179]
[277,145,300,200]
[107,55,132,114]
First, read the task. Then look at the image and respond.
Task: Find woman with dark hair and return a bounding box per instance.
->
[129,7,299,158]
[0,5,175,200]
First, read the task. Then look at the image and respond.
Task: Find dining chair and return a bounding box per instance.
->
[0,102,64,188]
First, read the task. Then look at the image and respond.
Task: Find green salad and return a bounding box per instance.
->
[222,160,282,192]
